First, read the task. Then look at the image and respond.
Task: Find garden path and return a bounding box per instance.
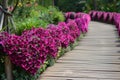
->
[38,21,120,80]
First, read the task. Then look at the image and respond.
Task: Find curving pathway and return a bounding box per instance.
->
[38,21,120,80]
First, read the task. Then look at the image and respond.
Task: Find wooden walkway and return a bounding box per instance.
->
[38,21,120,80]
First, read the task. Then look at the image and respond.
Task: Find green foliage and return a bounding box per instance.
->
[57,0,85,12]
[15,17,48,35]
[84,0,120,12]
[14,5,64,35]
[38,0,53,7]
[9,60,49,80]
[0,56,6,80]
[56,0,120,13]
[57,47,65,58]
[52,10,65,24]
[39,6,65,24]
[14,3,38,19]
[47,58,55,66]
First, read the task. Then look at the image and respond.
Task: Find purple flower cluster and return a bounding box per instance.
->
[67,20,80,39]
[114,13,120,36]
[65,12,91,33]
[0,28,59,75]
[89,11,116,23]
[89,11,120,36]
[0,12,90,75]
[47,23,72,48]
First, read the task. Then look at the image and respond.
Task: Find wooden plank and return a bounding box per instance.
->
[37,21,120,80]
[39,77,119,80]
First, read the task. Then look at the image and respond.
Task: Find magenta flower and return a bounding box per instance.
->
[0,11,90,75]
[67,20,80,39]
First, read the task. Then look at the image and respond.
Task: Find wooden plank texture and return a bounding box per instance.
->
[38,21,120,80]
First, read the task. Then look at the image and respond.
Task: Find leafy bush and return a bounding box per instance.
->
[39,6,65,24]
[14,6,65,35]
[0,12,90,80]
[57,0,85,12]
[15,17,48,35]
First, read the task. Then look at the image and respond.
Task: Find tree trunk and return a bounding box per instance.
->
[52,0,54,6]
[42,0,44,6]
[93,0,97,10]
[5,56,13,80]
[54,0,59,6]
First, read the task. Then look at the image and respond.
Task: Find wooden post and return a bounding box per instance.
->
[5,56,13,80]
[2,0,10,32]
[2,0,13,80]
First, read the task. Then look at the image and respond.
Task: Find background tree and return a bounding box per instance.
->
[54,0,120,13]
[56,0,86,12]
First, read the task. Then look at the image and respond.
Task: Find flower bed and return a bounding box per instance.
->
[0,12,90,79]
[89,11,120,36]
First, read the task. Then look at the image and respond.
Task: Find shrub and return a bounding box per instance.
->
[0,12,90,80]
[39,6,65,24]
[15,17,48,35]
